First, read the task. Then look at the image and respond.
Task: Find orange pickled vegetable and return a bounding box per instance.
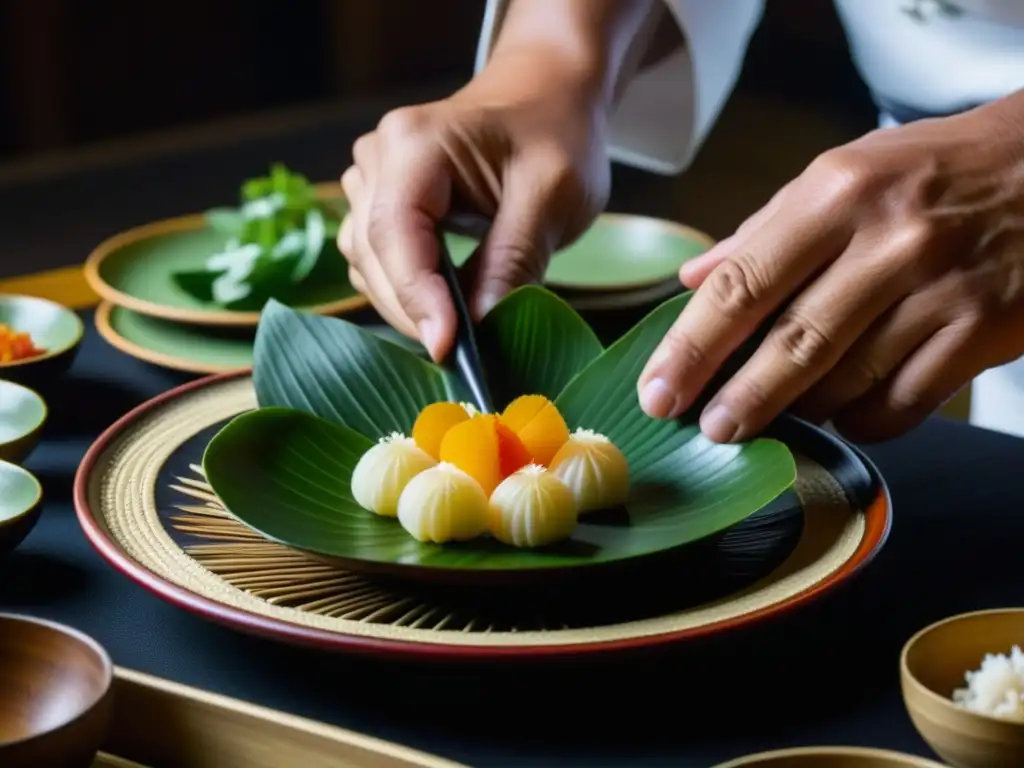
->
[412,402,473,460]
[0,324,44,364]
[439,414,532,495]
[500,394,570,466]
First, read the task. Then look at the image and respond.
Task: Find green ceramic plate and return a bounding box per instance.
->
[0,294,84,387]
[96,302,256,375]
[0,381,47,463]
[556,278,683,311]
[0,461,42,555]
[446,212,713,292]
[85,196,366,328]
[96,302,429,375]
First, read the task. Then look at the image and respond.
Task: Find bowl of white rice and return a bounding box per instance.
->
[714,746,946,767]
[901,608,1024,768]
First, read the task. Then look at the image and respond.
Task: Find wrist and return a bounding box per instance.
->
[478,44,609,110]
[485,0,656,110]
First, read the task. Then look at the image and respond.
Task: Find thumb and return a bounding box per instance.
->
[466,167,561,320]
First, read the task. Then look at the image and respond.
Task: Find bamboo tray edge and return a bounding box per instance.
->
[92,667,467,768]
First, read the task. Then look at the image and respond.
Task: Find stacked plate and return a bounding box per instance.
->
[86,186,715,374]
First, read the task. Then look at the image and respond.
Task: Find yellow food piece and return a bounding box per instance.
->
[488,464,578,548]
[397,462,489,543]
[439,414,532,496]
[500,394,570,467]
[412,402,473,460]
[548,428,630,513]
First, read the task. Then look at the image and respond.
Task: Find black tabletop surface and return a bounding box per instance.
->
[4,314,1023,767]
[2,92,1022,767]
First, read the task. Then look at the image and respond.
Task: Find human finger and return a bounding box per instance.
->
[352,132,377,170]
[832,319,987,443]
[348,264,367,294]
[637,193,851,422]
[680,182,792,289]
[462,154,575,318]
[697,226,926,442]
[791,286,949,425]
[366,110,455,361]
[344,163,419,339]
[338,166,362,260]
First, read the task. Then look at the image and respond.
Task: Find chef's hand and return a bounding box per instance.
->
[337,0,659,362]
[338,52,608,362]
[639,94,1024,443]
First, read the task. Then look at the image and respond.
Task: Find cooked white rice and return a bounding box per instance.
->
[952,645,1024,721]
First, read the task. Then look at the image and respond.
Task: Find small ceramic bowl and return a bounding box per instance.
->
[715,746,947,767]
[901,608,1024,768]
[0,380,47,463]
[0,294,84,387]
[0,461,42,555]
[0,614,113,767]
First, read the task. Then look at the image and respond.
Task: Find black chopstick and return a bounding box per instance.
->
[436,214,494,414]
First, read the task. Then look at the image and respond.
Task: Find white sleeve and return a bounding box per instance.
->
[475,0,764,176]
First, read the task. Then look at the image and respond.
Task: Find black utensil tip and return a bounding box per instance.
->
[435,221,494,414]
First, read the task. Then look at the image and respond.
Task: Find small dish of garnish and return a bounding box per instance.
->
[0,295,83,386]
[0,323,45,363]
[901,608,1024,768]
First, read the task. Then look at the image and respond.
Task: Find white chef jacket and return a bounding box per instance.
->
[477,0,1024,438]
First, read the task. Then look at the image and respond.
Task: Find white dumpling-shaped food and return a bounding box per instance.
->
[350,432,436,517]
[397,462,489,543]
[488,464,578,548]
[548,428,629,513]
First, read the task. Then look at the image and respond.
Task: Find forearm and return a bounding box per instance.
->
[487,0,659,108]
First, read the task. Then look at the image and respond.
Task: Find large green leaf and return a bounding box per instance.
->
[556,290,796,541]
[210,290,797,573]
[254,300,470,439]
[252,286,602,437]
[477,286,602,406]
[203,408,422,556]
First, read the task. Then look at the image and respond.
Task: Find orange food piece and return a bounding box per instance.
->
[439,414,532,495]
[412,402,472,460]
[0,323,44,364]
[500,394,570,466]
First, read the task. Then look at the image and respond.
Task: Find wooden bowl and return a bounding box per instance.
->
[901,608,1024,768]
[0,614,113,767]
[716,746,947,767]
[0,380,47,463]
[0,461,42,555]
[0,294,84,388]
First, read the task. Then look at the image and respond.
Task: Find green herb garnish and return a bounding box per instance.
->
[172,164,342,311]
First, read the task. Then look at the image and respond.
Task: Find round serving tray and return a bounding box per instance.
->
[74,373,890,660]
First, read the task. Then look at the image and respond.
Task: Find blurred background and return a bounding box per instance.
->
[0,0,880,256]
[3,0,968,414]
[1,0,873,175]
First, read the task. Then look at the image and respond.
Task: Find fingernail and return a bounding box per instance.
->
[418,319,442,360]
[678,258,703,283]
[700,403,740,443]
[639,378,679,419]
